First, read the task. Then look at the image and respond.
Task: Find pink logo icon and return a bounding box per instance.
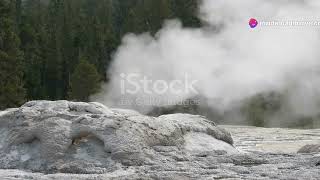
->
[249,18,258,28]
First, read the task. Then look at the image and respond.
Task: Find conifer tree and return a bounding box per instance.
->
[0,0,25,109]
[69,58,100,101]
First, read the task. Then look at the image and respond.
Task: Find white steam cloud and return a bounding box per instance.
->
[92,0,320,125]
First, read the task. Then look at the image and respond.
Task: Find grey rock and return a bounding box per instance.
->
[0,100,235,174]
[298,144,320,154]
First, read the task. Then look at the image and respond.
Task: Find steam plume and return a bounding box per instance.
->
[92,0,320,126]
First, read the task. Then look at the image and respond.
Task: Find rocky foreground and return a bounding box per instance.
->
[0,101,319,180]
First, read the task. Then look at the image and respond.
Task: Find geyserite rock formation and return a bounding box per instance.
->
[0,101,319,180]
[0,101,236,174]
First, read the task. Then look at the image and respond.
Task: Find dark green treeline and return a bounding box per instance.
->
[0,0,200,109]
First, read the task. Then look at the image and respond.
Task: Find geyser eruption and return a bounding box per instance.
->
[92,0,320,127]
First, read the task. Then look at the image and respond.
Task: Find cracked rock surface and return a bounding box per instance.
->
[0,101,319,179]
